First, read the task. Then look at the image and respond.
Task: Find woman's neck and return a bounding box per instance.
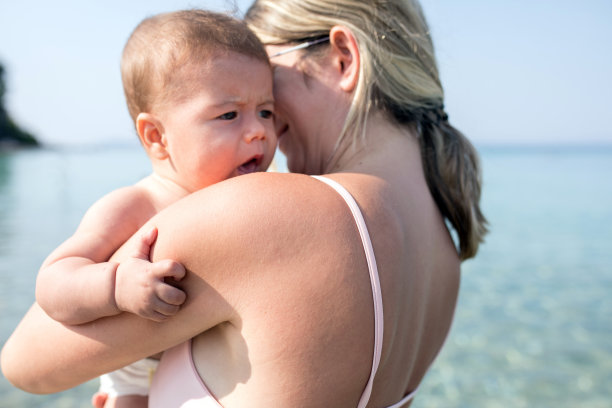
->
[324,114,421,176]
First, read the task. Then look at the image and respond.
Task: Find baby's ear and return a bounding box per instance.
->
[136,113,168,159]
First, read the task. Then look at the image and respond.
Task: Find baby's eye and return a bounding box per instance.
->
[259,110,274,119]
[218,112,237,120]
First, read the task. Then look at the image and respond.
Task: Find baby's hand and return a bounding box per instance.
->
[114,227,187,321]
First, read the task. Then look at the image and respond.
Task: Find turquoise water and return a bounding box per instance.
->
[1,144,611,407]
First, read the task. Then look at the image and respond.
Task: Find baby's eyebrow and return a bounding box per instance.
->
[209,97,242,108]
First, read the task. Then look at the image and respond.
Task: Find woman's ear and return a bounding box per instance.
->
[329,25,360,92]
[136,113,168,160]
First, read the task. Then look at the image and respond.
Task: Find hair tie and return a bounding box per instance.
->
[419,105,448,127]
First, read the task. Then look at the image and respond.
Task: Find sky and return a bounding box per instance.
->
[0,0,611,147]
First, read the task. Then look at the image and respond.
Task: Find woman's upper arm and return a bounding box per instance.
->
[1,173,310,393]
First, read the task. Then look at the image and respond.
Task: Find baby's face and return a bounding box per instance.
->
[158,52,277,192]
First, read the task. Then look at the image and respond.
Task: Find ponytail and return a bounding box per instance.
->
[419,113,487,260]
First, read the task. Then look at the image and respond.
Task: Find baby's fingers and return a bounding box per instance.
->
[153,300,181,319]
[130,227,158,261]
[157,283,187,306]
[146,310,173,323]
[153,259,186,282]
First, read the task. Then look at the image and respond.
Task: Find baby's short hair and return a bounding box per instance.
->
[121,9,269,122]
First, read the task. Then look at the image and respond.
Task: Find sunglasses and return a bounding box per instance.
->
[269,36,330,58]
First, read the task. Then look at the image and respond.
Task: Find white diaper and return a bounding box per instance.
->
[98,358,159,397]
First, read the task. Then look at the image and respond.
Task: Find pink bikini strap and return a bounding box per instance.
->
[312,176,384,408]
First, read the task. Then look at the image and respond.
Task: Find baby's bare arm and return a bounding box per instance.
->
[35,186,160,324]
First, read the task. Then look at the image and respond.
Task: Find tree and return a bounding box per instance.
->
[0,62,39,147]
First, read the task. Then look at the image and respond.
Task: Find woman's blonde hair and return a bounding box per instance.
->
[246,0,487,259]
[121,9,269,122]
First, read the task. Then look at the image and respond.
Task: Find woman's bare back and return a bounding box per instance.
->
[153,163,460,407]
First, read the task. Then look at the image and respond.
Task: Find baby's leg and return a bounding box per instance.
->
[92,393,147,408]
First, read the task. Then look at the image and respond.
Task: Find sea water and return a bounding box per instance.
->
[0,143,610,407]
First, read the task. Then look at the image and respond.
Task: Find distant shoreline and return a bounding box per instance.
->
[476,142,612,154]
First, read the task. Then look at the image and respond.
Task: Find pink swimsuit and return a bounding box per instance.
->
[149,176,417,407]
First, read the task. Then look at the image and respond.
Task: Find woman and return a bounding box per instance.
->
[1,0,486,406]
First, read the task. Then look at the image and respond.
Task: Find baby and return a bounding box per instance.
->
[35,9,276,408]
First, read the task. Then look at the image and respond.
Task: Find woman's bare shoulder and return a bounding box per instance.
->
[147,171,359,297]
[122,172,364,339]
[153,172,349,237]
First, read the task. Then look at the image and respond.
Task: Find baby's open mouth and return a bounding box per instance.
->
[237,155,263,175]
